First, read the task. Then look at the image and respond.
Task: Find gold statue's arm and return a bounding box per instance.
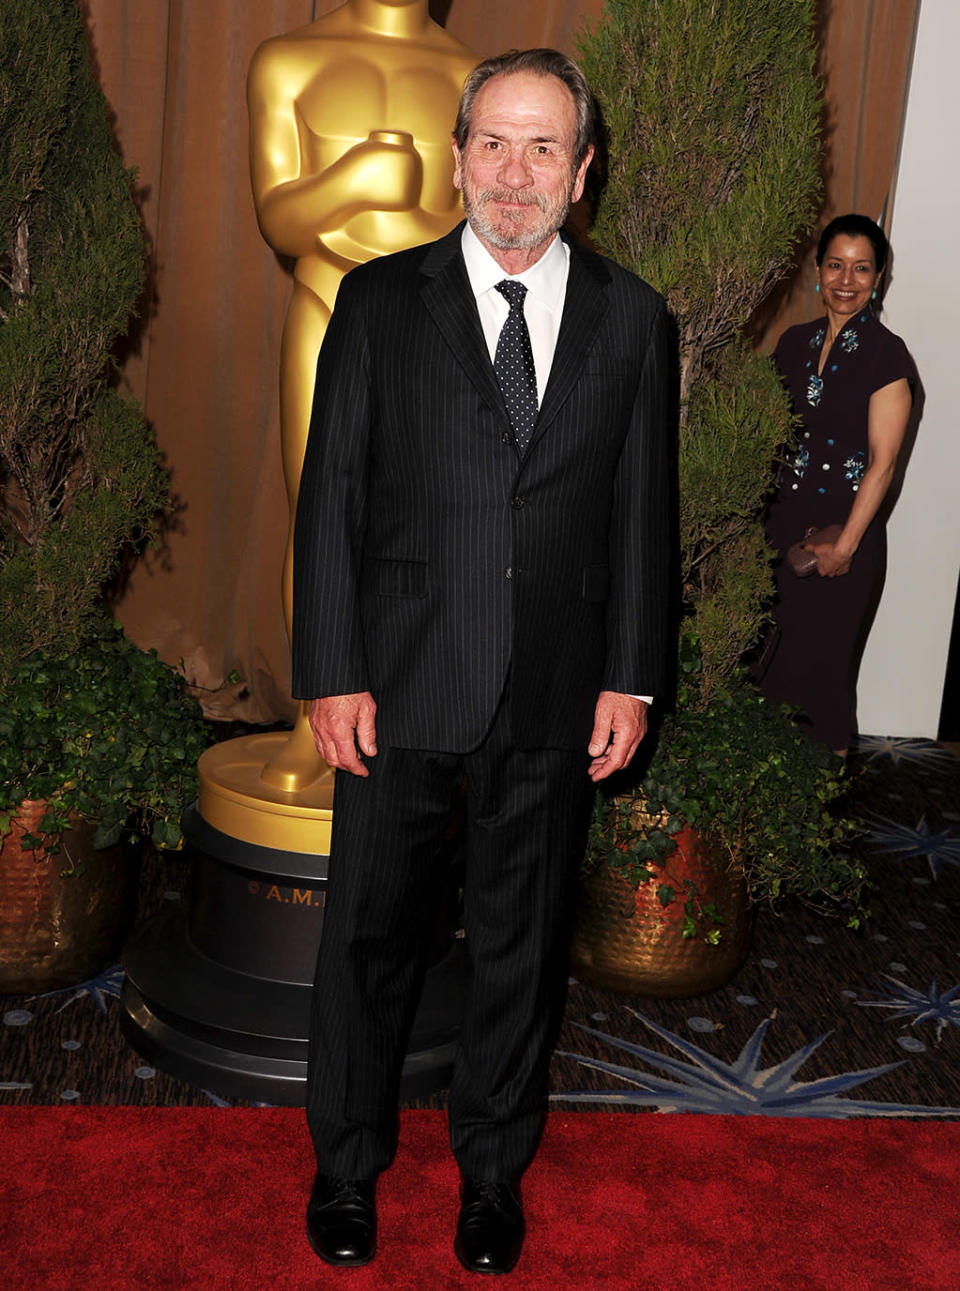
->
[248,51,423,258]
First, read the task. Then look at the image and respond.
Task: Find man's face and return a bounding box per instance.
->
[451,71,593,259]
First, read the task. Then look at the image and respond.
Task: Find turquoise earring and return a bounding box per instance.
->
[814,283,820,293]
[871,289,877,300]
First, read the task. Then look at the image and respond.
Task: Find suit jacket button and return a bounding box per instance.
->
[505,566,513,579]
[501,431,513,446]
[511,496,525,510]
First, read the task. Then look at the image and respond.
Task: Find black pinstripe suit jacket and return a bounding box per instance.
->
[292,222,671,753]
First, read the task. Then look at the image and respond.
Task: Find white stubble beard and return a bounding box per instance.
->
[462,181,575,252]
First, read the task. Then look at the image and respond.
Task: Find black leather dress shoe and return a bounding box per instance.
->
[305,1172,376,1267]
[454,1177,525,1275]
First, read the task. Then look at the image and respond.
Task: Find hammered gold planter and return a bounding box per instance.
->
[571,825,751,998]
[0,799,136,993]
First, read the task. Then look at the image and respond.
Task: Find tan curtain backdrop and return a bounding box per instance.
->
[758,0,919,346]
[85,0,915,724]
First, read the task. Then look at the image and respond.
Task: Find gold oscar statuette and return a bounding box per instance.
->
[197,0,477,853]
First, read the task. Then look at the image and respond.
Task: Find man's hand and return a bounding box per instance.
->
[587,691,648,782]
[307,692,377,777]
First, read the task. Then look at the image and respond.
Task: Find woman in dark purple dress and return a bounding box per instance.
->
[760,214,917,753]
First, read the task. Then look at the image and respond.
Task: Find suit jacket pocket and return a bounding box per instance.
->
[582,357,635,377]
[581,564,611,603]
[363,557,429,598]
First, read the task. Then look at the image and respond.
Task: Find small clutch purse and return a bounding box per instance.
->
[786,523,844,577]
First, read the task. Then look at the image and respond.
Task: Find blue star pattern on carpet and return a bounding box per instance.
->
[856,976,960,1042]
[555,1010,960,1118]
[865,814,960,879]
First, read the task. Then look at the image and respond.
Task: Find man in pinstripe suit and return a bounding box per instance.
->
[292,48,671,1274]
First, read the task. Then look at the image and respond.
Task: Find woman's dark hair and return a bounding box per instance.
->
[816,213,889,273]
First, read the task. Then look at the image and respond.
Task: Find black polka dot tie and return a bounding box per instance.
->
[493,280,538,454]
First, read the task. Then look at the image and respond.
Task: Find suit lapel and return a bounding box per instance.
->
[532,240,610,444]
[417,226,612,447]
[419,226,506,416]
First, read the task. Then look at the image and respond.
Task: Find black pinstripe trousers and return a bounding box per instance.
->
[305,689,591,1183]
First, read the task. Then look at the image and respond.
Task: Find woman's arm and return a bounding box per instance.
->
[809,376,913,577]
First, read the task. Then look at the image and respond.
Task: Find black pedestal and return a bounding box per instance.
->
[121,805,465,1105]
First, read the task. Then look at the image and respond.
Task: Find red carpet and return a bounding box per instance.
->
[1,1108,957,1289]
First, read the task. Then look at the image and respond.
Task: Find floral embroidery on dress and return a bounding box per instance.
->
[809,327,825,350]
[806,374,823,407]
[844,451,866,491]
[840,329,859,354]
[789,445,809,481]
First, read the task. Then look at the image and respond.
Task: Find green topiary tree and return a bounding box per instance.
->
[0,0,209,853]
[578,0,821,704]
[0,0,169,677]
[577,3,867,933]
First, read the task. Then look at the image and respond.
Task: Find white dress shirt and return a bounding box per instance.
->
[460,223,568,405]
[459,224,653,708]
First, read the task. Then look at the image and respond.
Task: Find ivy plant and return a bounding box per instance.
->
[0,617,212,857]
[585,636,867,938]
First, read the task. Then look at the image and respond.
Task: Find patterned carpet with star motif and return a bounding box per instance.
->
[1,736,959,1117]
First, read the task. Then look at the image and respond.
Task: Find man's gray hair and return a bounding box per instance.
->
[453,49,596,165]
